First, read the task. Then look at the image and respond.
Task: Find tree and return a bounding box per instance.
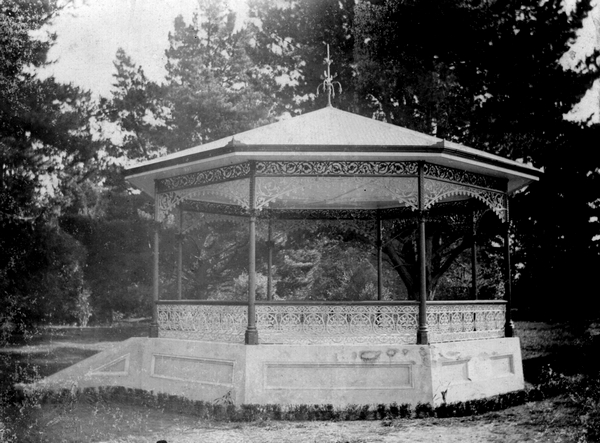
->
[163,0,276,150]
[512,123,600,319]
[353,0,482,135]
[159,220,252,300]
[248,0,356,114]
[100,48,169,162]
[60,209,154,323]
[352,0,600,303]
[249,0,599,305]
[1,0,111,333]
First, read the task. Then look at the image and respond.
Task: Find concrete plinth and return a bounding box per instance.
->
[36,338,524,406]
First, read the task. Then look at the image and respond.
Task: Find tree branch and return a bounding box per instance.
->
[432,233,473,285]
[382,241,416,298]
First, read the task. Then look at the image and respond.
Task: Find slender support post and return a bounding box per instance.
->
[246,162,259,345]
[504,197,514,337]
[471,210,478,300]
[177,205,183,300]
[417,162,429,345]
[376,210,383,301]
[267,219,273,301]
[150,189,160,338]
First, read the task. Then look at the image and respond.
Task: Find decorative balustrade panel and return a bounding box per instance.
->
[158,304,246,343]
[157,302,506,344]
[256,304,419,345]
[427,303,506,343]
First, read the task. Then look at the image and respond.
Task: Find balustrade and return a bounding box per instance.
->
[426,301,506,342]
[157,300,506,345]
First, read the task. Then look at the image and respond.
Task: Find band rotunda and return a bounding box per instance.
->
[39,101,541,406]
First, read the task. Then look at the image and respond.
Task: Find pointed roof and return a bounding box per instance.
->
[126,106,541,196]
[217,106,441,146]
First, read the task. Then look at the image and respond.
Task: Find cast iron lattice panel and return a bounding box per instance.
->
[427,303,506,343]
[157,303,418,344]
[256,304,418,345]
[158,304,246,343]
[158,302,506,345]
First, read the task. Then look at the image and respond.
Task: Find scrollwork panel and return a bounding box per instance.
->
[157,302,505,344]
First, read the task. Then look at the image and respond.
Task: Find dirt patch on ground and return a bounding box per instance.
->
[117,399,578,443]
[21,396,577,443]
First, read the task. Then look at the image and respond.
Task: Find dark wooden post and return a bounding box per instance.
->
[504,196,514,337]
[417,162,429,345]
[267,219,273,301]
[246,162,259,345]
[177,205,183,300]
[150,187,160,338]
[377,210,383,301]
[471,210,478,300]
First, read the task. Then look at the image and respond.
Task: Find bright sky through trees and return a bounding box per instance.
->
[39,0,599,122]
[39,0,248,95]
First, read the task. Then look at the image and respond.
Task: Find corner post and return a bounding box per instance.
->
[377,210,383,301]
[177,205,183,300]
[267,218,273,301]
[246,162,259,345]
[417,162,429,345]
[504,196,514,337]
[150,186,160,338]
[471,209,478,300]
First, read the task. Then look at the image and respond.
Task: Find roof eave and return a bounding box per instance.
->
[125,143,542,179]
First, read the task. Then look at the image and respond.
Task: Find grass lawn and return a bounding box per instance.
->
[0,321,598,443]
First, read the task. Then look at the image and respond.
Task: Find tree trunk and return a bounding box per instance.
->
[382,229,474,301]
[382,242,418,299]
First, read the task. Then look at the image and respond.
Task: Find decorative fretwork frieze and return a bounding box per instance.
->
[157,163,251,192]
[157,302,507,345]
[154,161,508,221]
[427,303,505,343]
[379,177,418,210]
[256,161,420,177]
[424,164,506,192]
[157,180,250,221]
[157,191,184,222]
[424,179,507,221]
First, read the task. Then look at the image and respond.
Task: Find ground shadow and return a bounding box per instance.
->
[523,333,600,383]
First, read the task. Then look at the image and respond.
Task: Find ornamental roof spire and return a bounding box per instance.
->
[317,44,342,107]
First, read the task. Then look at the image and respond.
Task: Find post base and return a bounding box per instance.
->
[417,328,429,345]
[245,328,259,345]
[149,323,159,338]
[505,321,515,338]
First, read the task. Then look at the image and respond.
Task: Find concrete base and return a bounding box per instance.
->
[35,338,524,406]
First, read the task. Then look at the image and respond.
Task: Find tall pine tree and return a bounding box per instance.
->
[163,0,275,149]
[1,0,114,331]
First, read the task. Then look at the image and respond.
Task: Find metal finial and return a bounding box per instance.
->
[317,44,342,107]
